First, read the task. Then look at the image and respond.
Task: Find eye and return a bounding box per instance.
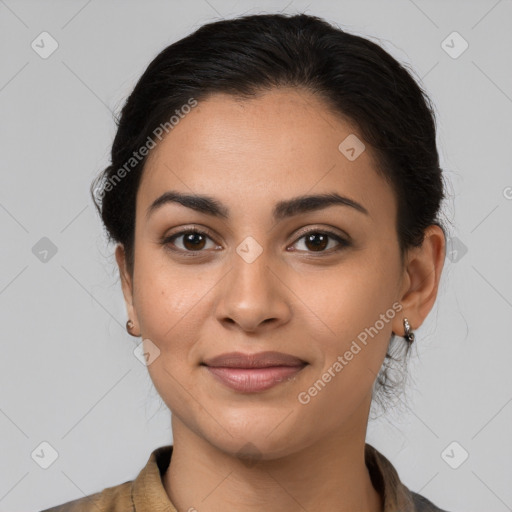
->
[289,229,350,254]
[162,228,220,254]
[161,227,350,256]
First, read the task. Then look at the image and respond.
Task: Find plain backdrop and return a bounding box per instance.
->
[1,1,511,511]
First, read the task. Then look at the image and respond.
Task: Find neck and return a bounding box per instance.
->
[164,403,383,512]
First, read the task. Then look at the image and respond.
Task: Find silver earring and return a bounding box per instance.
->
[403,318,415,343]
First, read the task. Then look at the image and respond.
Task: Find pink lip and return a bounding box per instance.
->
[202,351,308,393]
[202,350,307,368]
[205,365,306,392]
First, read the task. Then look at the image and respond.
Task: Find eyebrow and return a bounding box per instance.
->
[146,190,369,222]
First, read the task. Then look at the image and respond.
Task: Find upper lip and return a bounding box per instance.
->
[202,351,308,368]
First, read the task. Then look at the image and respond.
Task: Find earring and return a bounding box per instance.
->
[403,318,415,343]
[126,319,140,337]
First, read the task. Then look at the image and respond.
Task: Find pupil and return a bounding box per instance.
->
[306,233,327,251]
[185,233,205,250]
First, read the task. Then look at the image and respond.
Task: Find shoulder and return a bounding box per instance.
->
[364,443,452,512]
[411,490,452,512]
[39,480,133,512]
[39,444,174,512]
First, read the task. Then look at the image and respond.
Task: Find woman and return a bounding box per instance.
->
[42,12,449,512]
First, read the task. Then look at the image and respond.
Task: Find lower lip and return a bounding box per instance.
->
[205,365,306,392]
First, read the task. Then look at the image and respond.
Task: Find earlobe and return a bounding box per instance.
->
[115,244,140,334]
[392,225,446,336]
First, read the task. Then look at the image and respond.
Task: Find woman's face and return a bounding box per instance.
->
[119,87,411,459]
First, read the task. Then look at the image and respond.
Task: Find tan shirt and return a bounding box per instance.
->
[40,443,449,512]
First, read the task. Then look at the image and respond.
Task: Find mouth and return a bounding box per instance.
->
[201,351,308,393]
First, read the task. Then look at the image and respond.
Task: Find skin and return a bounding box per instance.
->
[115,87,445,512]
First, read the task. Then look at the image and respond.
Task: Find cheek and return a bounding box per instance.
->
[131,252,206,364]
[299,251,401,389]
[290,272,399,424]
[306,252,400,337]
[131,262,209,414]
[133,241,208,323]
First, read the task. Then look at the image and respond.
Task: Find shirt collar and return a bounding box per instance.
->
[365,443,417,511]
[131,445,177,512]
[131,443,417,511]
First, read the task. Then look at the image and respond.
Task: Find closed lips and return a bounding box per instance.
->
[202,351,308,393]
[202,351,308,369]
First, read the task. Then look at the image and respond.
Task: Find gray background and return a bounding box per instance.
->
[1,1,511,511]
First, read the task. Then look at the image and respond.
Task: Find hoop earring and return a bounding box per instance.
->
[403,318,415,343]
[126,319,140,337]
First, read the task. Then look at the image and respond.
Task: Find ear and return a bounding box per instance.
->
[115,244,139,332]
[392,225,446,337]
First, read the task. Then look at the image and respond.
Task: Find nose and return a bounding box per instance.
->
[214,248,292,333]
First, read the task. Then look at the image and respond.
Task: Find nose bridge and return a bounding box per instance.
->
[230,235,275,303]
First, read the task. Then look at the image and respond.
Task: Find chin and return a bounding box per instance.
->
[215,436,300,463]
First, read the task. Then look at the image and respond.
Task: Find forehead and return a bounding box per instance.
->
[137,88,395,223]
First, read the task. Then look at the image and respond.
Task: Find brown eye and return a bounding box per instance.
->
[163,229,219,253]
[181,232,207,251]
[290,230,349,254]
[303,233,329,252]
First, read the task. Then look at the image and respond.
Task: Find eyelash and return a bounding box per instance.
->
[161,226,350,257]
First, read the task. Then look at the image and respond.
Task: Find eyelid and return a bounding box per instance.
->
[290,225,350,243]
[164,224,218,240]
